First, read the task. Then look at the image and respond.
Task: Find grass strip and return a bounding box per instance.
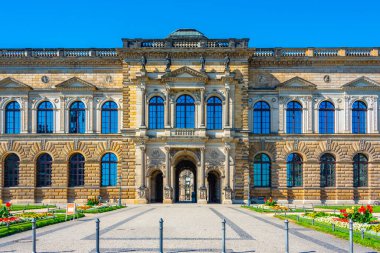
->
[80,206,125,214]
[275,214,380,251]
[0,213,85,238]
[5,204,57,211]
[242,205,306,213]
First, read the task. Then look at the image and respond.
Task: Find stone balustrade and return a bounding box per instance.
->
[0,49,118,58]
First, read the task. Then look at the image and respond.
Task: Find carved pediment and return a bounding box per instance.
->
[161,66,208,83]
[0,77,32,90]
[55,77,97,90]
[342,76,380,89]
[276,77,317,90]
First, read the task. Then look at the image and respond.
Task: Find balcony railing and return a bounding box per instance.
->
[253,48,379,58]
[174,129,195,136]
[0,49,118,59]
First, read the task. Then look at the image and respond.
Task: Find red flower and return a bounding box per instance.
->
[340,209,346,213]
[343,213,348,218]
[358,206,366,214]
[5,202,11,208]
[367,205,373,213]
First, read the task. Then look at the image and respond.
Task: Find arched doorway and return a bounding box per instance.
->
[207,171,221,203]
[150,171,163,203]
[175,160,197,203]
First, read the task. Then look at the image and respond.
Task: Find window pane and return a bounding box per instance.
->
[37,154,52,187]
[69,154,85,186]
[253,101,270,134]
[176,95,195,128]
[353,154,368,187]
[69,102,86,133]
[37,101,54,133]
[149,97,164,129]
[102,101,118,133]
[287,153,303,187]
[320,154,335,187]
[319,101,335,134]
[207,97,222,130]
[101,153,118,186]
[253,153,271,187]
[4,154,20,187]
[352,101,367,134]
[286,102,302,134]
[5,102,21,134]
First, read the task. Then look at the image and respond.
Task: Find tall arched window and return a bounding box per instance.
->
[320,154,335,187]
[37,101,54,133]
[4,154,19,187]
[69,101,86,133]
[5,102,21,134]
[101,101,118,134]
[287,153,303,187]
[69,153,85,187]
[286,101,302,134]
[149,96,164,129]
[176,95,195,128]
[37,154,52,187]
[319,101,335,134]
[207,97,222,130]
[253,153,271,187]
[352,101,367,134]
[353,153,368,187]
[101,153,118,186]
[253,101,270,134]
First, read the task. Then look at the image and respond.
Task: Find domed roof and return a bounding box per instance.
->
[167,29,207,39]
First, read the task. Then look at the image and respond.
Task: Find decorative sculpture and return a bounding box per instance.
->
[224,55,230,71]
[140,55,147,70]
[165,54,171,72]
[200,55,205,72]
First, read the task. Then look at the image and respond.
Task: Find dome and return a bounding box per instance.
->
[167,29,207,39]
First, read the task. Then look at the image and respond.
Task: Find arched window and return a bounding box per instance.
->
[253,101,270,134]
[69,101,85,134]
[37,154,52,187]
[253,153,271,187]
[4,154,19,187]
[101,153,118,186]
[69,153,85,187]
[5,102,21,134]
[149,96,164,129]
[353,154,368,187]
[207,97,222,130]
[176,95,195,128]
[101,101,118,134]
[286,101,302,134]
[319,101,335,134]
[287,153,303,187]
[37,101,54,133]
[320,154,335,187]
[352,101,367,134]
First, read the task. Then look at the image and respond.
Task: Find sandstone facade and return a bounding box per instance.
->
[0,29,379,204]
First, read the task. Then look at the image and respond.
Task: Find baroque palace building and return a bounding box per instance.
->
[0,29,379,204]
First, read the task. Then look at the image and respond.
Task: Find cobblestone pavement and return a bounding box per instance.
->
[0,204,377,253]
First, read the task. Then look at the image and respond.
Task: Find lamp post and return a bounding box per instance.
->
[118,175,122,207]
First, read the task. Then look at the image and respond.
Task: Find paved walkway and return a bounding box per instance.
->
[0,204,377,253]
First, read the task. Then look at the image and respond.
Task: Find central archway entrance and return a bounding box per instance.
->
[207,171,221,203]
[175,160,197,203]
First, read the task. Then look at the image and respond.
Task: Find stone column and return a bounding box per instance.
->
[140,84,146,128]
[198,147,207,203]
[164,146,173,203]
[225,86,230,128]
[200,88,205,128]
[344,96,350,133]
[165,86,171,128]
[137,145,148,203]
[223,144,232,204]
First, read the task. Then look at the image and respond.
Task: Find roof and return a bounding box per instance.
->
[167,29,207,39]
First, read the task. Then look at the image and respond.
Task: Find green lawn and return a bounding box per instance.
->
[4,204,56,211]
[80,205,125,214]
[242,205,306,213]
[314,205,380,213]
[275,214,380,251]
[0,213,85,238]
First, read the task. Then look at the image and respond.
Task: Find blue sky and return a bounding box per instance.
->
[1,0,379,48]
